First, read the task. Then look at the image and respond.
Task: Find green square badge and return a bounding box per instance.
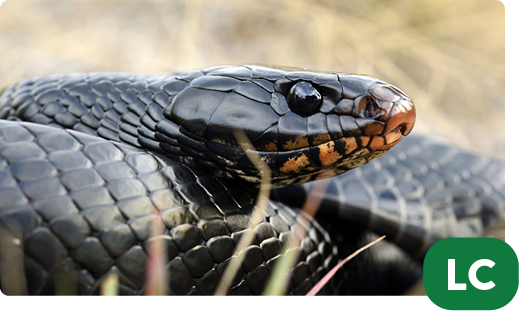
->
[424,238,518,310]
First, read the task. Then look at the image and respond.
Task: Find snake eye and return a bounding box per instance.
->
[288,81,322,116]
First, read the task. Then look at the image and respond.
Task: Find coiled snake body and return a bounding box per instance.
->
[0,65,504,295]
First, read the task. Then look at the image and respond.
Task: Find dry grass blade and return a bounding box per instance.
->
[100,273,119,296]
[213,129,272,295]
[306,235,386,296]
[144,216,168,296]
[264,176,330,296]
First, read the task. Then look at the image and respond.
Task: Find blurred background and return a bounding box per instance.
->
[0,0,504,160]
[0,0,507,300]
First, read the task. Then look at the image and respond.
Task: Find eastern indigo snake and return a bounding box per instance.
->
[0,65,504,295]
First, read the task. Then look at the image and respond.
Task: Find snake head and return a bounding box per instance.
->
[164,65,415,187]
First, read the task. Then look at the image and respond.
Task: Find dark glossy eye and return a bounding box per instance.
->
[288,81,322,116]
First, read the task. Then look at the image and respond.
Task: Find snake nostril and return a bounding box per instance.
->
[393,124,406,135]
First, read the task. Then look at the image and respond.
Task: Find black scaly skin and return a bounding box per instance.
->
[0,65,504,295]
[0,120,355,295]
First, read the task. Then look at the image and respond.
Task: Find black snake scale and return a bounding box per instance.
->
[0,65,504,295]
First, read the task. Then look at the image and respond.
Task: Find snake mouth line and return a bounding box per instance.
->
[173,125,400,186]
[276,132,402,175]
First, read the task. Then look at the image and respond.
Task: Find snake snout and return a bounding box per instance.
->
[357,84,416,135]
[384,97,416,136]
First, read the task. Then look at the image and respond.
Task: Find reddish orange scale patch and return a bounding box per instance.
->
[282,135,309,151]
[259,142,278,152]
[384,131,402,145]
[369,136,385,151]
[360,136,371,147]
[280,154,310,174]
[318,141,342,166]
[341,137,358,154]
[310,134,331,146]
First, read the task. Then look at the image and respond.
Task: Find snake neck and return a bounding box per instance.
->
[0,70,288,187]
[0,71,212,168]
